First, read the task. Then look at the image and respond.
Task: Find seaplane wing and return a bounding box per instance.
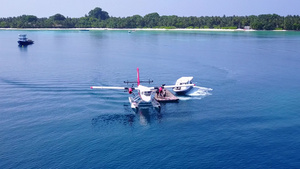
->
[91,86,137,94]
[91,84,194,91]
[91,86,128,90]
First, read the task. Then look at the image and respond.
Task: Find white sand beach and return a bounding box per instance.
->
[1,28,288,31]
[1,28,260,31]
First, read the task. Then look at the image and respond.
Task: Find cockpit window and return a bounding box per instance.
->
[144,91,152,96]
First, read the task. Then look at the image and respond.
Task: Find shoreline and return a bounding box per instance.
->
[0,28,288,32]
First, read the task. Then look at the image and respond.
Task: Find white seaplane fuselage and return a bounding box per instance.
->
[128,85,159,109]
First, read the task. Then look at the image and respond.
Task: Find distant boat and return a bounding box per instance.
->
[18,34,34,46]
[128,30,136,33]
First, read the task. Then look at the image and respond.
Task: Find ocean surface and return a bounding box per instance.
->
[0,30,300,168]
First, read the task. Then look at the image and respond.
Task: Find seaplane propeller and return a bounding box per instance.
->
[124,87,135,94]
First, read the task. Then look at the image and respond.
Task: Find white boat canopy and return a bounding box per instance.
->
[175,77,194,84]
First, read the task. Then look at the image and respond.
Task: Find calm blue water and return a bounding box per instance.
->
[0,30,300,168]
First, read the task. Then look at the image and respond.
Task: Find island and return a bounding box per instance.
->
[1,7,300,31]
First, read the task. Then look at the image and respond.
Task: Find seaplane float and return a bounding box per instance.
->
[91,68,195,111]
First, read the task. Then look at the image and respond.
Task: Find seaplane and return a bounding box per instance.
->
[90,68,195,110]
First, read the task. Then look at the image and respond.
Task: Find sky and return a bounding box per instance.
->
[0,0,299,18]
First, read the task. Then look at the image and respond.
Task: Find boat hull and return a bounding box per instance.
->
[173,86,193,95]
[18,40,34,46]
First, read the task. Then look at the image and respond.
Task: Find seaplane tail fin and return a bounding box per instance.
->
[137,67,140,86]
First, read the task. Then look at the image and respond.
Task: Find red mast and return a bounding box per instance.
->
[137,67,140,86]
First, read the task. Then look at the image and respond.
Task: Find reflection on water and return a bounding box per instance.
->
[137,108,163,126]
[91,113,136,127]
[91,106,163,128]
[18,45,28,52]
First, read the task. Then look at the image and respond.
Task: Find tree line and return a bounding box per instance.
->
[1,7,300,30]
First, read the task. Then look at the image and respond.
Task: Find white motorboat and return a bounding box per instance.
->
[173,77,194,94]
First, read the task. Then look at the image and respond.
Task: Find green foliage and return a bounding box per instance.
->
[1,7,300,30]
[24,15,38,22]
[144,12,160,28]
[293,23,300,30]
[88,7,109,20]
[50,14,66,21]
[0,21,8,28]
[213,25,221,29]
[160,26,176,29]
[221,26,237,29]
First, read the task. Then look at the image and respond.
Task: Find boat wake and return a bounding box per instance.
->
[176,86,213,100]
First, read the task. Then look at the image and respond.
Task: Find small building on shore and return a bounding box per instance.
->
[244,26,251,30]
